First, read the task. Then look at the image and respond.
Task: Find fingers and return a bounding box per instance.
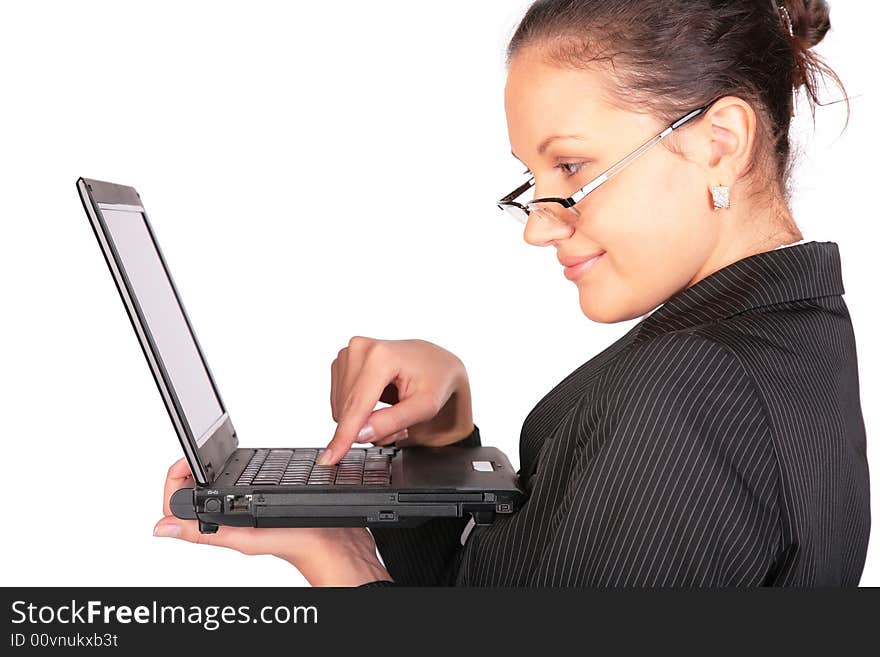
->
[152,516,321,559]
[153,516,201,541]
[328,389,435,455]
[331,347,352,423]
[359,396,436,444]
[153,516,245,550]
[370,427,408,446]
[320,355,396,465]
[163,457,194,517]
[330,356,339,422]
[390,434,415,447]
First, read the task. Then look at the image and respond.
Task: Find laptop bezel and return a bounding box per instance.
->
[76,177,237,485]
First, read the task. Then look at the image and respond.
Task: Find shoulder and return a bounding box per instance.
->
[570,333,781,523]
[598,331,755,403]
[591,331,773,448]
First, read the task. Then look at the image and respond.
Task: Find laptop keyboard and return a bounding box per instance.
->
[234,446,394,487]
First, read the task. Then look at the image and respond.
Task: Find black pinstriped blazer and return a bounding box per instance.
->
[363,241,871,587]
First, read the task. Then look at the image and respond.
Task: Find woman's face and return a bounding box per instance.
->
[504,51,725,323]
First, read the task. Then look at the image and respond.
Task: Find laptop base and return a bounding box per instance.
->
[171,485,510,533]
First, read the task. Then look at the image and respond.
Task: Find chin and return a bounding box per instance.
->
[579,294,624,324]
[577,287,647,324]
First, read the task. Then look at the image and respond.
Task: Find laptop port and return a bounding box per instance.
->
[378,510,396,521]
[226,494,252,512]
[496,503,512,513]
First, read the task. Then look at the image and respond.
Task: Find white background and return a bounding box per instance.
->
[1,1,876,587]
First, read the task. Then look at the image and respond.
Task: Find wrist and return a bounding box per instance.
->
[449,370,474,442]
[302,554,391,587]
[450,422,478,446]
[285,535,392,587]
[445,421,476,445]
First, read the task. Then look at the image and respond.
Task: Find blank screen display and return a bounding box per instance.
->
[102,209,223,445]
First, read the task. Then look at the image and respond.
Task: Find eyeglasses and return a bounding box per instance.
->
[497,97,723,228]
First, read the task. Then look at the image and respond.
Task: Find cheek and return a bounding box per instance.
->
[576,242,704,323]
[571,165,711,321]
[587,166,701,251]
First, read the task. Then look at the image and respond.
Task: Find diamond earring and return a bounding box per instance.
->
[712,185,730,210]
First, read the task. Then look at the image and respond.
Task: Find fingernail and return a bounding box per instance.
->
[153,523,181,538]
[317,447,334,466]
[356,424,376,443]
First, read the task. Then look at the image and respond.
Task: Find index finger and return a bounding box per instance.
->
[320,359,394,465]
[163,457,195,517]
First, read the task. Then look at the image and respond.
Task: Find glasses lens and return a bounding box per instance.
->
[498,162,534,224]
[500,203,529,224]
[527,201,580,227]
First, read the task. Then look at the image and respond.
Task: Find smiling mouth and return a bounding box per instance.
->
[563,251,605,281]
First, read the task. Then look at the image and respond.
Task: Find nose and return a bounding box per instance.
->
[522,211,574,247]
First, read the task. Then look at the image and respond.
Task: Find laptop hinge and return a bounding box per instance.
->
[196,413,238,485]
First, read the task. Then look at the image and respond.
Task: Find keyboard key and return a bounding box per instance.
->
[235,447,391,487]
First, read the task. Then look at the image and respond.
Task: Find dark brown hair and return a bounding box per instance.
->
[506,0,850,205]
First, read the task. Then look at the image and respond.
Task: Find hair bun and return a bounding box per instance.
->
[782,0,835,92]
[787,0,831,50]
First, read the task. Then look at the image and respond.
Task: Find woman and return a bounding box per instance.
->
[153,0,871,586]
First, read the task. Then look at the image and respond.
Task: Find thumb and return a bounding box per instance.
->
[320,392,437,464]
[353,399,432,445]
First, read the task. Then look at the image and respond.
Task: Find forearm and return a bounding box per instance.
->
[448,367,475,442]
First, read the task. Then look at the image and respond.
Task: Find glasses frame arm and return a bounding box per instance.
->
[497,99,718,214]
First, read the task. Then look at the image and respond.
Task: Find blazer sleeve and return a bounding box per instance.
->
[358,424,482,587]
[526,333,782,587]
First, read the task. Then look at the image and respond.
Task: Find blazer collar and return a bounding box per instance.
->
[632,241,845,344]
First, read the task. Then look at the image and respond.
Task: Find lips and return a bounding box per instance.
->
[562,251,605,281]
[558,250,605,268]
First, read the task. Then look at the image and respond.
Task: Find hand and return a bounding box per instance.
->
[322,336,475,465]
[153,458,392,587]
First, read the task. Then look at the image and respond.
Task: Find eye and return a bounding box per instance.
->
[521,162,587,178]
[557,162,585,176]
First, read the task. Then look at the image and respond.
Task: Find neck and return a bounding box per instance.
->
[686,196,802,289]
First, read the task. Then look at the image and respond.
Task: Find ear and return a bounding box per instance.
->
[686,96,756,184]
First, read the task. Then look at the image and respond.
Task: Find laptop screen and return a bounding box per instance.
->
[101,208,224,446]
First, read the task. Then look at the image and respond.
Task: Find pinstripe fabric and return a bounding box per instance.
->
[363,241,870,587]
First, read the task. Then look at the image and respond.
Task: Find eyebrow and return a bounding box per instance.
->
[510,135,589,162]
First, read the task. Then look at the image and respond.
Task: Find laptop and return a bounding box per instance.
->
[77,177,524,533]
